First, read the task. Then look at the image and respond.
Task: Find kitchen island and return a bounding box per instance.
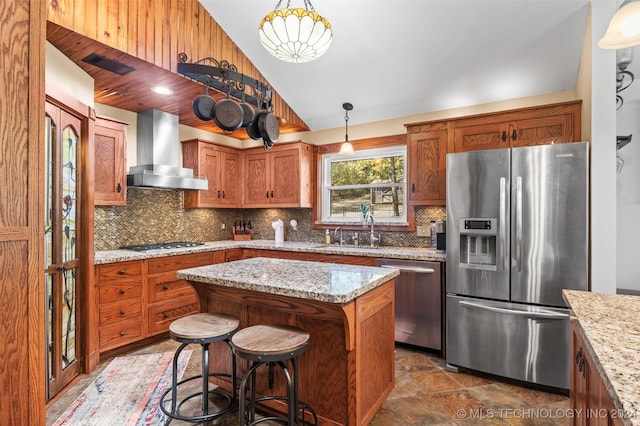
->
[564,290,640,426]
[177,257,400,426]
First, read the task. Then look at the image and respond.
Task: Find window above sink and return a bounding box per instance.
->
[319,146,407,225]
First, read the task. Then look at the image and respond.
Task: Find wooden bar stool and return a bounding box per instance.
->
[160,312,239,424]
[232,324,318,426]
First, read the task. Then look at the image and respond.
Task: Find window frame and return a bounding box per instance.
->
[320,145,408,225]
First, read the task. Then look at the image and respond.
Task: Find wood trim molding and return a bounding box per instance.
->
[312,134,415,232]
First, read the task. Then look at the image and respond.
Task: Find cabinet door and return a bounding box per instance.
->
[199,144,223,206]
[271,148,300,206]
[244,151,270,206]
[220,150,242,206]
[453,121,510,152]
[408,129,447,204]
[94,117,127,205]
[510,114,575,147]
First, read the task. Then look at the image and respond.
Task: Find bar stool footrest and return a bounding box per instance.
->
[160,372,236,424]
[242,395,318,426]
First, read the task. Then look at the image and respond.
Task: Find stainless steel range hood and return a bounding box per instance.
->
[127,109,208,190]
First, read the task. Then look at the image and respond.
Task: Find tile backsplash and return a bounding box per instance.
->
[94,188,446,251]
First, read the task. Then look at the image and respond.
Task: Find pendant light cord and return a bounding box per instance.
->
[344,109,350,143]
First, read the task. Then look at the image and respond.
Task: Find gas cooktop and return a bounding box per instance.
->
[120,241,204,253]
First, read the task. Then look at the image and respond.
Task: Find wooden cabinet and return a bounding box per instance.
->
[96,261,144,351]
[182,139,242,208]
[145,253,212,335]
[195,277,395,426]
[452,101,581,152]
[243,142,313,208]
[94,116,127,205]
[570,319,625,426]
[405,122,448,205]
[94,252,217,356]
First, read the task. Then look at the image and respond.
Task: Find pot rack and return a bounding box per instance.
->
[177,53,272,110]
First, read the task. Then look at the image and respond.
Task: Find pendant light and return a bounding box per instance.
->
[599,0,640,49]
[339,102,354,156]
[259,0,333,63]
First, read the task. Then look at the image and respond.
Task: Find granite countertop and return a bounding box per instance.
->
[94,239,446,265]
[176,257,400,304]
[563,290,640,426]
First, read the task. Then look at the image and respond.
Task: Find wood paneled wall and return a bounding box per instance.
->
[0,0,46,424]
[46,0,307,130]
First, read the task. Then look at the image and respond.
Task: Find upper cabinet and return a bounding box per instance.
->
[94,116,128,206]
[182,139,242,208]
[406,122,448,206]
[181,140,313,209]
[405,101,581,206]
[243,142,313,208]
[452,101,581,152]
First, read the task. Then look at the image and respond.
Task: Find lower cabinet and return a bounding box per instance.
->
[95,252,219,356]
[96,261,144,351]
[146,253,214,335]
[570,319,624,426]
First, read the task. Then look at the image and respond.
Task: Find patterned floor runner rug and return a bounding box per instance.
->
[52,350,192,426]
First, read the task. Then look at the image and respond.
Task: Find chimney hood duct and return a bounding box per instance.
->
[127,109,208,190]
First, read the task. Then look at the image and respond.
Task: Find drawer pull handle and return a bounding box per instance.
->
[163,285,169,290]
[119,289,125,294]
[120,310,125,316]
[117,182,122,193]
[120,331,126,336]
[118,269,126,275]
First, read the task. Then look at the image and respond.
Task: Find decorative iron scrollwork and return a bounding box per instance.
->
[177,53,272,110]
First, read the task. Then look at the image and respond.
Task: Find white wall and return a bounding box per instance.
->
[589,0,618,295]
[616,48,640,292]
[45,42,94,106]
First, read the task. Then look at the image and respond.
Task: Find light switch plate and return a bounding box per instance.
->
[416,225,429,237]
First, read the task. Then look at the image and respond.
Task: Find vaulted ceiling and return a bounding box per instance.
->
[201,0,592,130]
[47,1,598,139]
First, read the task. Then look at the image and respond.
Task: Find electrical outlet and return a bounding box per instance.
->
[416,225,430,237]
[221,223,226,230]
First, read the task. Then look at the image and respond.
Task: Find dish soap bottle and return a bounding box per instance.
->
[325,229,331,244]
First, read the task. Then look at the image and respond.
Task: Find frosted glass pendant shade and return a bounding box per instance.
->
[259,8,333,63]
[599,0,640,49]
[338,142,354,155]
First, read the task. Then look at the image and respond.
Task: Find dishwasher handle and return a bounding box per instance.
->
[459,300,568,320]
[379,265,435,274]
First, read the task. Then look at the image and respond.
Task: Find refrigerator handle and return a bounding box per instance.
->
[499,177,508,271]
[515,176,523,272]
[459,301,569,320]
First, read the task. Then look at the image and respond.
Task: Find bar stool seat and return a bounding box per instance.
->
[232,324,317,425]
[160,312,239,425]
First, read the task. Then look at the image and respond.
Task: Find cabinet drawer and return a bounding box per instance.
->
[148,277,196,304]
[99,299,143,326]
[96,261,142,281]
[147,252,213,274]
[99,319,143,351]
[148,296,199,335]
[98,282,142,304]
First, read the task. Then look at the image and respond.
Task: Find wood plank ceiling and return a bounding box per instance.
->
[45,0,310,140]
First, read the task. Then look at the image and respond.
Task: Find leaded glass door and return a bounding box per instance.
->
[45,102,82,400]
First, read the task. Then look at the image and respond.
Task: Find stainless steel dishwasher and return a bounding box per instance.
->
[376,259,442,351]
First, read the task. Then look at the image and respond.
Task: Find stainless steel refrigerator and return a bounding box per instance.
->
[445,141,588,390]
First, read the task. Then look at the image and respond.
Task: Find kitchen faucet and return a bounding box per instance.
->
[363,213,380,248]
[334,227,345,246]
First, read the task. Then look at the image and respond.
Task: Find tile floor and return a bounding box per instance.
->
[46,340,570,425]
